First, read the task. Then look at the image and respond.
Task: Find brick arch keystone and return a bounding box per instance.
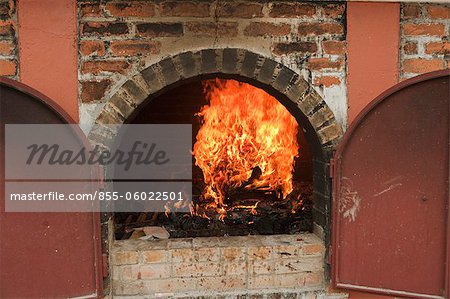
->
[89,48,343,154]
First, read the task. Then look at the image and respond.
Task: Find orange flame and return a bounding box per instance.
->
[193,79,299,216]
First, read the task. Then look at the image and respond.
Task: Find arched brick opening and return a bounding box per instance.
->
[89,49,343,268]
[91,49,342,154]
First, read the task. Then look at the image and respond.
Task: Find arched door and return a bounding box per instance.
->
[0,78,102,298]
[332,70,449,299]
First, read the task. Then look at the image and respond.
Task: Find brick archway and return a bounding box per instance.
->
[90,48,344,255]
[90,48,342,155]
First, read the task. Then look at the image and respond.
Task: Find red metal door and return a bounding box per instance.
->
[332,70,450,299]
[0,78,102,298]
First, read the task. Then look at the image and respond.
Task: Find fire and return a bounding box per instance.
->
[193,79,299,217]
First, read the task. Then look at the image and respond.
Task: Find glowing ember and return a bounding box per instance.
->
[193,79,299,218]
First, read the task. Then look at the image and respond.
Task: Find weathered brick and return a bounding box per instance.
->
[313,75,340,87]
[185,22,238,37]
[403,23,445,36]
[82,22,129,36]
[403,4,421,19]
[141,249,167,263]
[403,41,418,55]
[81,60,131,75]
[142,278,197,293]
[110,40,160,57]
[172,262,221,277]
[302,243,325,256]
[79,3,102,17]
[244,22,291,37]
[275,257,323,274]
[136,23,183,38]
[272,245,299,259]
[113,251,138,265]
[427,4,450,19]
[317,122,342,144]
[322,4,345,19]
[248,275,275,289]
[217,2,263,18]
[80,80,110,103]
[425,42,450,55]
[0,21,14,37]
[119,264,140,280]
[272,42,317,56]
[221,247,246,261]
[0,59,16,76]
[197,247,220,262]
[160,1,210,17]
[139,264,171,279]
[298,23,343,36]
[79,40,105,56]
[248,246,272,260]
[269,3,316,18]
[0,40,14,55]
[197,275,246,291]
[307,58,343,70]
[222,261,247,275]
[322,40,345,55]
[403,58,444,73]
[114,281,143,296]
[106,2,155,17]
[251,260,273,275]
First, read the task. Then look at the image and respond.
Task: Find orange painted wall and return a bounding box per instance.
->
[345,3,403,299]
[17,0,78,121]
[347,2,400,123]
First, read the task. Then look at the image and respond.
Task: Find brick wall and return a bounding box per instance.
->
[111,234,325,297]
[0,0,18,79]
[400,3,450,79]
[77,0,347,128]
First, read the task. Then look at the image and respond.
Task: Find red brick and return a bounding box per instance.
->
[403,42,418,55]
[79,3,102,17]
[82,22,129,36]
[136,23,183,38]
[81,80,111,103]
[269,3,316,18]
[0,40,14,55]
[110,40,161,57]
[403,4,421,19]
[307,58,343,70]
[244,22,291,37]
[313,76,341,87]
[298,23,343,36]
[160,1,210,17]
[0,59,16,76]
[106,2,155,18]
[403,59,444,73]
[321,4,345,19]
[403,23,445,36]
[81,60,131,75]
[217,2,263,18]
[427,5,450,19]
[185,22,238,37]
[0,21,14,38]
[79,40,105,56]
[322,40,345,55]
[272,42,317,56]
[425,42,450,55]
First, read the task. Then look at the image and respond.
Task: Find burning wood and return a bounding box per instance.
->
[192,79,299,218]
